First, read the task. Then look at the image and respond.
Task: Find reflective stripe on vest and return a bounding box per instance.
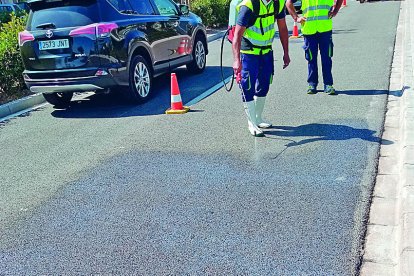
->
[306,15,330,21]
[249,24,274,35]
[302,5,331,14]
[301,0,333,35]
[245,37,274,46]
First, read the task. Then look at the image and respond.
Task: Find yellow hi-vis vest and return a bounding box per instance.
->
[301,0,334,35]
[237,0,285,55]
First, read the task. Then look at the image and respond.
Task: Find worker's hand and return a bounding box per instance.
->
[233,59,242,82]
[295,16,306,24]
[283,53,291,69]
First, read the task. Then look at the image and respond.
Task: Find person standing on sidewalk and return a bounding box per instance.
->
[286,0,343,95]
[232,0,290,137]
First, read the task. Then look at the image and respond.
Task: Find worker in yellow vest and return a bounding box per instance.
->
[232,0,290,137]
[286,0,343,95]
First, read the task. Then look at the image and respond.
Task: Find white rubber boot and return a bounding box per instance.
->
[244,101,264,137]
[254,96,272,128]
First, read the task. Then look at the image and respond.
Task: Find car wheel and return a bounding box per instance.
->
[186,35,207,74]
[125,55,153,103]
[43,92,73,108]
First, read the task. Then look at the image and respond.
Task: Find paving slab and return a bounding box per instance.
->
[380,140,401,158]
[384,114,400,129]
[377,156,400,175]
[406,115,414,127]
[382,129,400,143]
[403,130,414,146]
[369,197,398,226]
[400,250,414,276]
[374,175,399,199]
[402,213,414,251]
[406,93,414,108]
[401,186,414,215]
[403,165,414,187]
[404,146,414,164]
[360,261,395,276]
[364,225,397,264]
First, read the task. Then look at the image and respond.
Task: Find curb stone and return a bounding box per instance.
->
[361,0,414,274]
[0,93,45,121]
[359,262,395,276]
[0,31,227,122]
[364,224,397,265]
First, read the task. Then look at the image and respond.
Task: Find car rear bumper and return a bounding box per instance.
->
[24,69,117,94]
[29,84,105,94]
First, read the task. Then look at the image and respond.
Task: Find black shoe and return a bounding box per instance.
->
[324,85,336,95]
[307,85,317,94]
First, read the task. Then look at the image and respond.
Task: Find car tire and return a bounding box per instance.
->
[43,92,73,108]
[124,55,153,103]
[186,35,207,74]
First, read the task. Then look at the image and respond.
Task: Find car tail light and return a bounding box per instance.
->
[95,69,109,76]
[18,30,35,47]
[69,23,118,38]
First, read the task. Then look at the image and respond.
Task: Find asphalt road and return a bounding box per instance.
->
[0,1,401,275]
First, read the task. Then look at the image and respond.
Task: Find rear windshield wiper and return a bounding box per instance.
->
[36,22,56,29]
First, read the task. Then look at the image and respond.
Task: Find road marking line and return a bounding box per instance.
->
[207,30,226,43]
[185,76,233,106]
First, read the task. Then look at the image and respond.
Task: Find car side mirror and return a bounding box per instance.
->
[179,4,189,15]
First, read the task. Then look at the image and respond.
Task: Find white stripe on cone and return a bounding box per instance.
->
[171,94,182,103]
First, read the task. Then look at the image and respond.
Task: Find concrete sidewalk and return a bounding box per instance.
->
[361,0,414,275]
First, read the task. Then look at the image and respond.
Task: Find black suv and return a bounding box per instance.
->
[19,0,208,107]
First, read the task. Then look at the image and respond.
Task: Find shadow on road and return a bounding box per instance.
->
[51,66,232,119]
[265,123,392,147]
[336,89,406,97]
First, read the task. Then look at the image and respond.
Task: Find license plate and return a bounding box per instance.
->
[39,39,69,50]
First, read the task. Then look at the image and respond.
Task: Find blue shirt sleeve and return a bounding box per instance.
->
[236,5,253,27]
[276,6,286,20]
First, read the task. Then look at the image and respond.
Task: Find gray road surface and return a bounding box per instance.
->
[0,1,401,275]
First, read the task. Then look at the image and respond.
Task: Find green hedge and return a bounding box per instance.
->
[0,9,26,24]
[191,0,231,27]
[0,11,12,24]
[0,14,28,104]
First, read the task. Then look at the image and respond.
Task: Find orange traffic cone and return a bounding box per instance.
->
[290,21,300,39]
[166,73,190,114]
[177,38,191,55]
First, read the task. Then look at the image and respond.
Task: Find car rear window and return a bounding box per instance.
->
[27,0,100,31]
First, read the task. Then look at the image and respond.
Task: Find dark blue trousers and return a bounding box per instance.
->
[240,51,274,102]
[303,31,334,87]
